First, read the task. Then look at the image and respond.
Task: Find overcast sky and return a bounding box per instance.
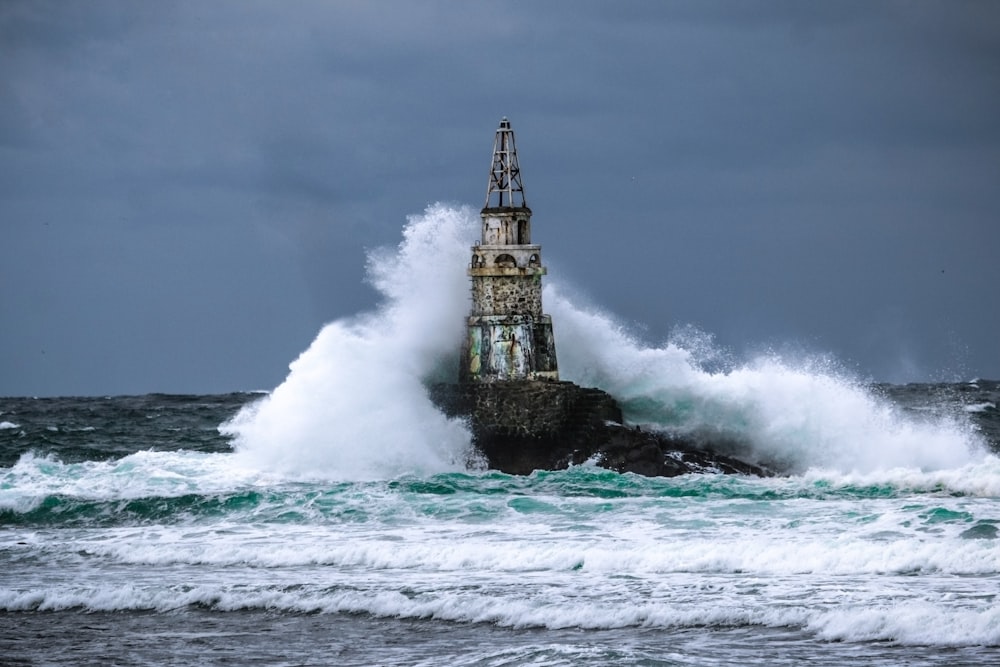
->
[2,0,998,396]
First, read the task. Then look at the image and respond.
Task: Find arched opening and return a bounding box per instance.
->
[494,254,517,268]
[528,254,540,267]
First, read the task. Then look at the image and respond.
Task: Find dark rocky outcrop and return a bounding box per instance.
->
[429,380,769,477]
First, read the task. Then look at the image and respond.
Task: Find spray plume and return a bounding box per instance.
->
[224,205,983,479]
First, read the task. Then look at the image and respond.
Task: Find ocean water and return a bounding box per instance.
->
[3,206,999,666]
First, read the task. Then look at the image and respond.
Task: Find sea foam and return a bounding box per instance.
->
[547,288,983,472]
[222,204,985,479]
[222,204,477,480]
[0,450,264,513]
[3,581,997,647]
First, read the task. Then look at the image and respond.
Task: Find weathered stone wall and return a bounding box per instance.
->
[471,275,542,316]
[480,209,532,245]
[470,245,542,270]
[461,315,558,382]
[461,380,619,436]
[430,380,621,473]
[429,380,770,478]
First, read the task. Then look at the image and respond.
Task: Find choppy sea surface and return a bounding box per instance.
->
[3,207,999,665]
[1,386,999,666]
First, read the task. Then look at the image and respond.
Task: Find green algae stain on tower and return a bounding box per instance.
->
[460,118,559,383]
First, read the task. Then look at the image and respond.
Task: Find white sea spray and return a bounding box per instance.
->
[218,203,985,480]
[547,286,984,473]
[221,204,478,480]
[3,207,1000,663]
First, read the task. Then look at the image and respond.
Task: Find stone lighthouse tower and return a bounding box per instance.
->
[460,117,559,383]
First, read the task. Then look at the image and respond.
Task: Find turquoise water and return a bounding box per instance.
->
[3,207,998,664]
[2,392,999,665]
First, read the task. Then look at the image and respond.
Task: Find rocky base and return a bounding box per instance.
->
[429,380,769,477]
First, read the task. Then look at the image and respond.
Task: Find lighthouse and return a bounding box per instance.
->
[430,119,765,478]
[460,117,559,383]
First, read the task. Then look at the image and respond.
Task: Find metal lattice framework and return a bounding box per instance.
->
[484,117,527,208]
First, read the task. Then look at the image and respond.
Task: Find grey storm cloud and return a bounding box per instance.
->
[1,0,998,396]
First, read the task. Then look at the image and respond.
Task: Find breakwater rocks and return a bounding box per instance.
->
[428,381,769,477]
